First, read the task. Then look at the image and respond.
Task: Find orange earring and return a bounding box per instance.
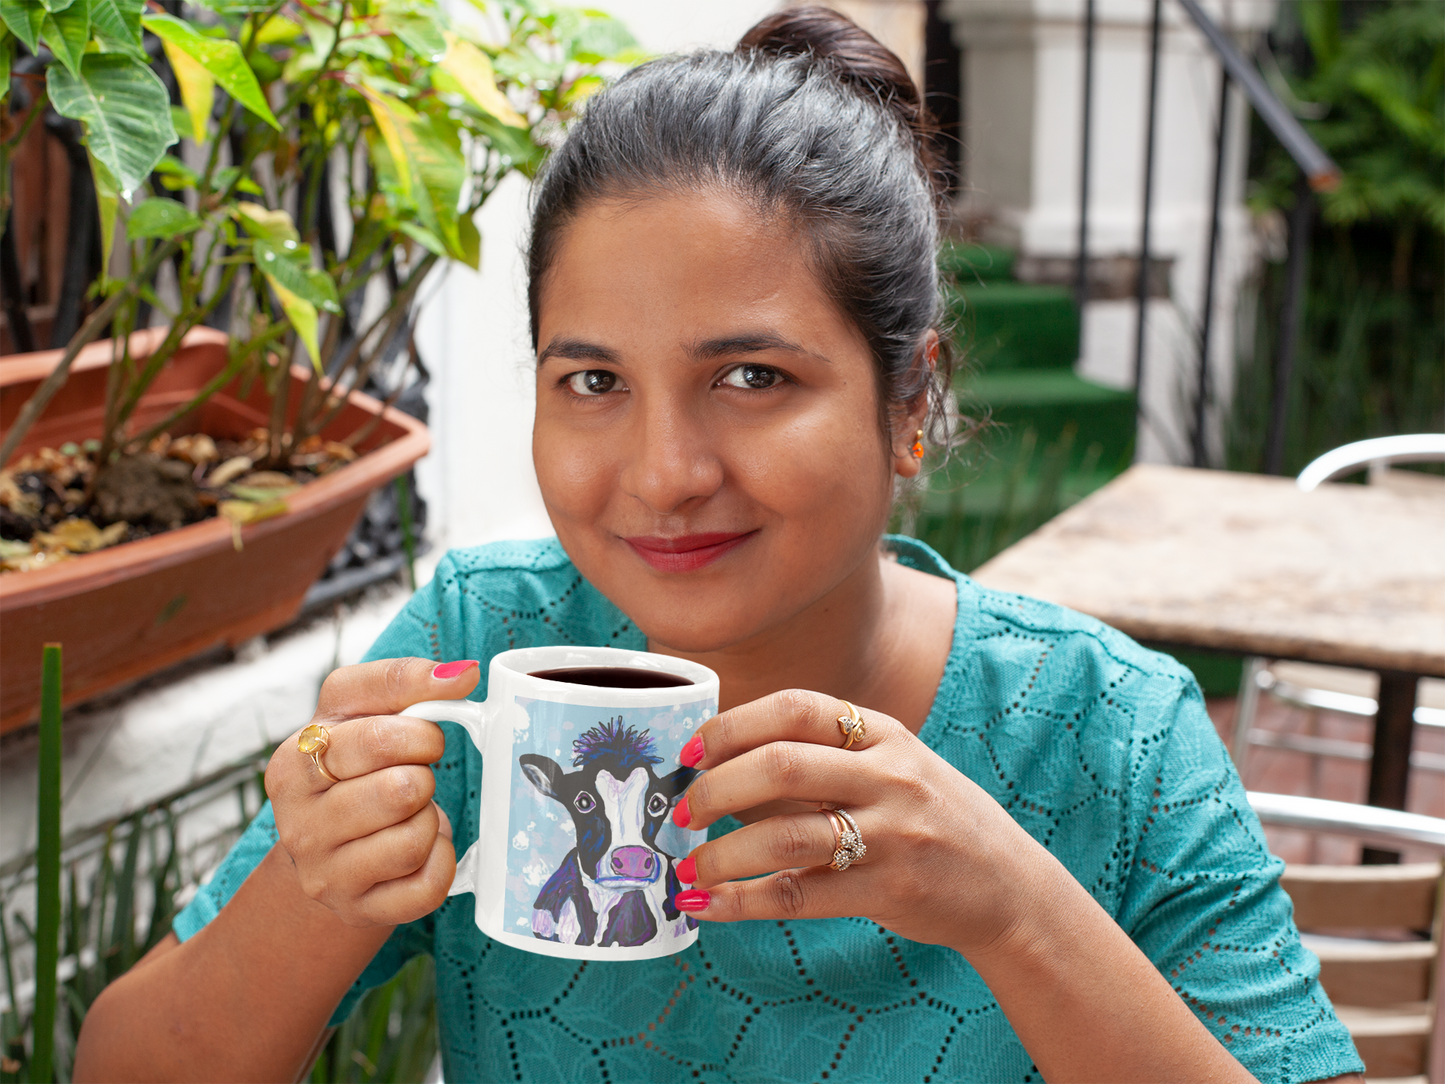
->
[910,429,924,459]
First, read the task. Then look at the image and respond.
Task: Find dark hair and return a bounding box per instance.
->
[527,6,955,446]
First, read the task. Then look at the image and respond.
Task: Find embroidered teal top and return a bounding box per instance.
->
[175,537,1362,1083]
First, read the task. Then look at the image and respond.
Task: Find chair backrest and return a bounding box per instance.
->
[1250,792,1445,1081]
[1295,433,1445,492]
[1285,863,1440,998]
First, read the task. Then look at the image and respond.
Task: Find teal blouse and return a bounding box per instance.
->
[175,537,1362,1083]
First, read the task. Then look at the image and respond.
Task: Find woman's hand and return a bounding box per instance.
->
[264,657,478,928]
[670,689,1045,955]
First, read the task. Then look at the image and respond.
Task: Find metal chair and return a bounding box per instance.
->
[1230,435,1445,776]
[1249,792,1445,1081]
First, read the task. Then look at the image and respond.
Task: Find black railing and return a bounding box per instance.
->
[1074,0,1340,472]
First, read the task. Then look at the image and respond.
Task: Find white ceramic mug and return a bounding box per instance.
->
[403,645,718,961]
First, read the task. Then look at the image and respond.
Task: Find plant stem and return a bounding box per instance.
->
[0,241,179,469]
[394,474,415,591]
[32,644,63,1084]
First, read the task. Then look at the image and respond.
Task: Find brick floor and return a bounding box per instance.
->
[1206,695,1445,865]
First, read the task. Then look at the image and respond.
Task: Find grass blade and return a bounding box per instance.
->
[33,644,63,1084]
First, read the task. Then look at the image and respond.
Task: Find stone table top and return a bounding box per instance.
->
[970,464,1445,677]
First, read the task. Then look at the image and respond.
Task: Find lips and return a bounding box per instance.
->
[623,531,758,573]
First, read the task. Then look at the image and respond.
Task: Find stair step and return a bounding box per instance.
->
[958,371,1137,469]
[949,282,1079,372]
[939,241,1016,284]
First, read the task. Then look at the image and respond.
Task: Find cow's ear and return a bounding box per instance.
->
[519,754,564,800]
[656,766,696,799]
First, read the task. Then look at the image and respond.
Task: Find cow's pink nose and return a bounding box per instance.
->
[610,847,656,878]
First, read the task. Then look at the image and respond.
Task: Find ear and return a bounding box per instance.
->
[655,765,697,800]
[519,754,565,800]
[893,330,938,480]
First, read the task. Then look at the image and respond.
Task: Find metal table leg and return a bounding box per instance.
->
[1363,671,1419,864]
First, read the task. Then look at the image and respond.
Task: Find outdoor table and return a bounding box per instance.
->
[970,464,1445,831]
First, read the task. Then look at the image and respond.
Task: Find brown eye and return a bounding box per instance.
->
[720,364,781,390]
[574,791,596,813]
[566,370,619,396]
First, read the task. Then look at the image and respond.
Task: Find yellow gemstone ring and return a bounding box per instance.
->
[298,724,341,784]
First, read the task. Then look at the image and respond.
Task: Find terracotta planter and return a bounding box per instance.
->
[0,326,430,732]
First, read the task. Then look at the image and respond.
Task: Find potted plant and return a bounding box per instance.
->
[0,0,638,730]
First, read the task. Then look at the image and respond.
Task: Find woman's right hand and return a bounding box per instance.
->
[264,656,480,928]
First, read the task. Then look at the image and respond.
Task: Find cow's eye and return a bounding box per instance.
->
[647,793,669,817]
[574,791,596,813]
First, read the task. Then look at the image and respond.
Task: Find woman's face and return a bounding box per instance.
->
[532,190,919,654]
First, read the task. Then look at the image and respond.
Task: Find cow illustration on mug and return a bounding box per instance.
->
[519,718,698,947]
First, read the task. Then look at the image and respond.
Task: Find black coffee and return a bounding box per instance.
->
[528,666,693,689]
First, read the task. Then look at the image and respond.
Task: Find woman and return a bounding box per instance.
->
[76,9,1363,1082]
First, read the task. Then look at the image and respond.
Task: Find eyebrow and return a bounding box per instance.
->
[537,338,622,367]
[537,331,823,367]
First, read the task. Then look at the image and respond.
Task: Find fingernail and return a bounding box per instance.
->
[679,734,705,767]
[432,660,479,680]
[676,857,697,883]
[672,794,691,828]
[675,889,710,913]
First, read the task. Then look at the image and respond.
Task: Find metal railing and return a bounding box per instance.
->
[1074,0,1340,472]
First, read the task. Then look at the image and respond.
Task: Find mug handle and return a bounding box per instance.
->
[400,698,493,899]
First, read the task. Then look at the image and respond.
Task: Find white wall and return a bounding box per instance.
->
[414,0,781,556]
[946,0,1274,464]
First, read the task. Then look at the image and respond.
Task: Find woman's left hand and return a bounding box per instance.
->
[672,689,1051,957]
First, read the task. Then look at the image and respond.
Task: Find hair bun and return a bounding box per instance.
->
[737,5,948,205]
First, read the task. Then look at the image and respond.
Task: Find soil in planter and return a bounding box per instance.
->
[0,429,358,573]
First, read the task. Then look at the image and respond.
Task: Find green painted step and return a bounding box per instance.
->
[948,282,1079,372]
[939,241,1015,283]
[960,370,1136,470]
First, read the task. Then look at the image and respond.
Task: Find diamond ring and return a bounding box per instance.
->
[820,807,866,871]
[836,700,866,750]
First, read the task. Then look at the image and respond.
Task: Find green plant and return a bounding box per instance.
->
[1,746,441,1083]
[0,0,638,476]
[1232,0,1445,474]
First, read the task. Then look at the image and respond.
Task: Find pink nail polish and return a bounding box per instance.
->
[672,794,691,828]
[675,889,710,913]
[679,734,705,767]
[676,857,697,883]
[432,660,479,680]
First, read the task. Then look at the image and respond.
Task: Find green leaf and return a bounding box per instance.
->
[456,212,480,270]
[154,154,201,190]
[142,13,279,130]
[261,277,319,370]
[439,33,526,127]
[1,0,45,54]
[47,53,177,195]
[363,88,467,259]
[89,150,119,272]
[381,8,446,61]
[88,0,143,55]
[160,37,215,141]
[234,200,298,242]
[40,0,88,77]
[40,0,76,13]
[127,197,202,240]
[568,15,636,63]
[0,29,11,89]
[252,238,340,312]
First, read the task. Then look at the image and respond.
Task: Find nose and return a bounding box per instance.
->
[620,399,723,515]
[609,846,657,879]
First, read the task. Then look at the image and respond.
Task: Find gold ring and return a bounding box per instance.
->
[836,700,866,750]
[298,724,340,784]
[819,807,866,871]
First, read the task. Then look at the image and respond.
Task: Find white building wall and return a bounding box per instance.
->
[945,0,1274,464]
